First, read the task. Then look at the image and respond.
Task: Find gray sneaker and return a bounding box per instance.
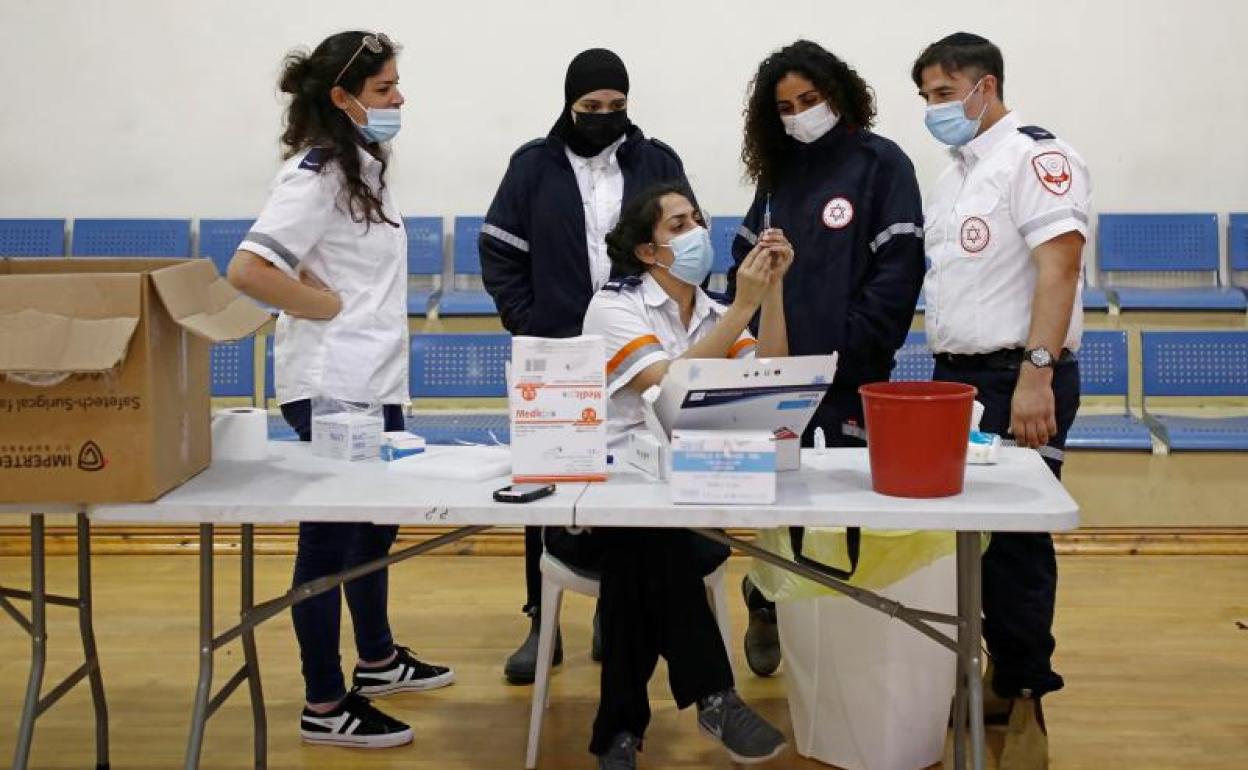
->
[697,689,787,764]
[597,732,639,770]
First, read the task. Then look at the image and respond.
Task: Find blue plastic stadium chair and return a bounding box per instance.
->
[1067,330,1154,450]
[1229,213,1248,294]
[408,333,511,444]
[1141,330,1248,450]
[263,336,276,403]
[404,216,444,316]
[0,218,65,257]
[210,337,256,399]
[1082,284,1110,312]
[410,333,510,398]
[260,336,301,440]
[72,218,192,258]
[198,218,253,276]
[439,216,498,315]
[1097,213,1245,311]
[707,216,742,292]
[891,331,934,382]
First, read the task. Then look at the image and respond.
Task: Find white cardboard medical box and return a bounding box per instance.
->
[510,335,608,483]
[670,429,776,505]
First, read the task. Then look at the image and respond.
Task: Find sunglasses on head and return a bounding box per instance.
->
[333,32,394,86]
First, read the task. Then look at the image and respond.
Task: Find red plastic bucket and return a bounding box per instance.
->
[858,381,977,498]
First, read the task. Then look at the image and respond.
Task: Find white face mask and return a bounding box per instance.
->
[782,101,839,144]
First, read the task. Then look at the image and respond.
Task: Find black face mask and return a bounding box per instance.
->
[571,109,630,152]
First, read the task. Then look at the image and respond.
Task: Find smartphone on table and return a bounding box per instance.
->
[493,483,557,503]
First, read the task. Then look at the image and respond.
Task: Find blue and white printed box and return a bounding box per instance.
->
[670,429,777,505]
[380,431,427,462]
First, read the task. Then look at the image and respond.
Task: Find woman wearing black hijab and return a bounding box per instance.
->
[480,48,693,686]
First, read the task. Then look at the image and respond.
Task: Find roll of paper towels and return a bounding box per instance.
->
[211,407,269,462]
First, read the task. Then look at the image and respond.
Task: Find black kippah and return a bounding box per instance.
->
[935,32,992,47]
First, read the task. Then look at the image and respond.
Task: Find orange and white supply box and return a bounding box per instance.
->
[510,335,607,483]
[0,258,270,503]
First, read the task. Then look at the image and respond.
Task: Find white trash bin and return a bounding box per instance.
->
[776,552,957,770]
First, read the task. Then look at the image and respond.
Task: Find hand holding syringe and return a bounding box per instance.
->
[758,193,794,279]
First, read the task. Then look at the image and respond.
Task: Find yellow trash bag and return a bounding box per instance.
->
[748,527,971,602]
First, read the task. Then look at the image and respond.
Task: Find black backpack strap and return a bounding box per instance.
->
[789,525,861,581]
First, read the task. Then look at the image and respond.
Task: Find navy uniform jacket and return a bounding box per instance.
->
[479,128,690,338]
[729,124,925,389]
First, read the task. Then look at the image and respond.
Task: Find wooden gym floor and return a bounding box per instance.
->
[0,553,1245,769]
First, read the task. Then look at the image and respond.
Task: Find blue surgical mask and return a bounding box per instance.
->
[924,78,987,147]
[351,96,401,144]
[656,226,714,286]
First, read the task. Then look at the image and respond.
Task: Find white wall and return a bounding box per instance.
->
[2,0,1246,227]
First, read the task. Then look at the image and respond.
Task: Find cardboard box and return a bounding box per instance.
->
[773,427,801,471]
[625,428,666,479]
[380,431,426,462]
[670,429,777,505]
[510,335,608,483]
[0,258,269,503]
[311,411,384,461]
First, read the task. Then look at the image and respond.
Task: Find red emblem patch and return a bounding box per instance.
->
[1032,152,1072,196]
[960,217,990,253]
[822,197,854,229]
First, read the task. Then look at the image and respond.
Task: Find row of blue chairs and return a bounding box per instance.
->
[10,213,1248,316]
[212,333,513,445]
[0,216,743,318]
[214,330,1248,451]
[895,329,1248,451]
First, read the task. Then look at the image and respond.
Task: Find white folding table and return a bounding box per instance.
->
[0,504,110,770]
[8,442,1076,770]
[90,442,580,770]
[573,447,1080,770]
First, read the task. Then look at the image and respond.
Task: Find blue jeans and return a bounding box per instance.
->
[281,399,406,703]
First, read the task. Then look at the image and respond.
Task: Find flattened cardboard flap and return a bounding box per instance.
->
[149,259,269,342]
[0,308,139,374]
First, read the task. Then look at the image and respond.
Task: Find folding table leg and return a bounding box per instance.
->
[957,531,987,770]
[240,524,267,769]
[12,514,47,770]
[77,513,111,769]
[185,523,215,770]
[953,534,970,770]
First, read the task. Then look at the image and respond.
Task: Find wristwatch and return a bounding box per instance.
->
[1024,346,1055,369]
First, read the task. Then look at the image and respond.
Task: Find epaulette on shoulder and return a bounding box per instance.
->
[1017,125,1057,142]
[602,276,643,293]
[298,147,329,171]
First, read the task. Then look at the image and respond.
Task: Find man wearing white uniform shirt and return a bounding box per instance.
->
[913,32,1091,769]
[480,48,694,684]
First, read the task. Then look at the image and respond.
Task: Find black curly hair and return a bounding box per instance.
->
[742,40,876,190]
[605,182,701,277]
[278,31,401,227]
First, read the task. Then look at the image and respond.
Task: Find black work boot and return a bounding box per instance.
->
[503,607,562,685]
[742,576,782,677]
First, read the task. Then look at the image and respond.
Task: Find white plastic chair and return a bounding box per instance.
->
[525,550,733,768]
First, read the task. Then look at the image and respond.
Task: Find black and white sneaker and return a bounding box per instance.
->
[299,692,413,749]
[352,645,454,697]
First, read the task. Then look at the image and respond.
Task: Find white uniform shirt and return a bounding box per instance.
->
[240,147,410,406]
[566,136,626,292]
[582,273,756,446]
[923,112,1091,355]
